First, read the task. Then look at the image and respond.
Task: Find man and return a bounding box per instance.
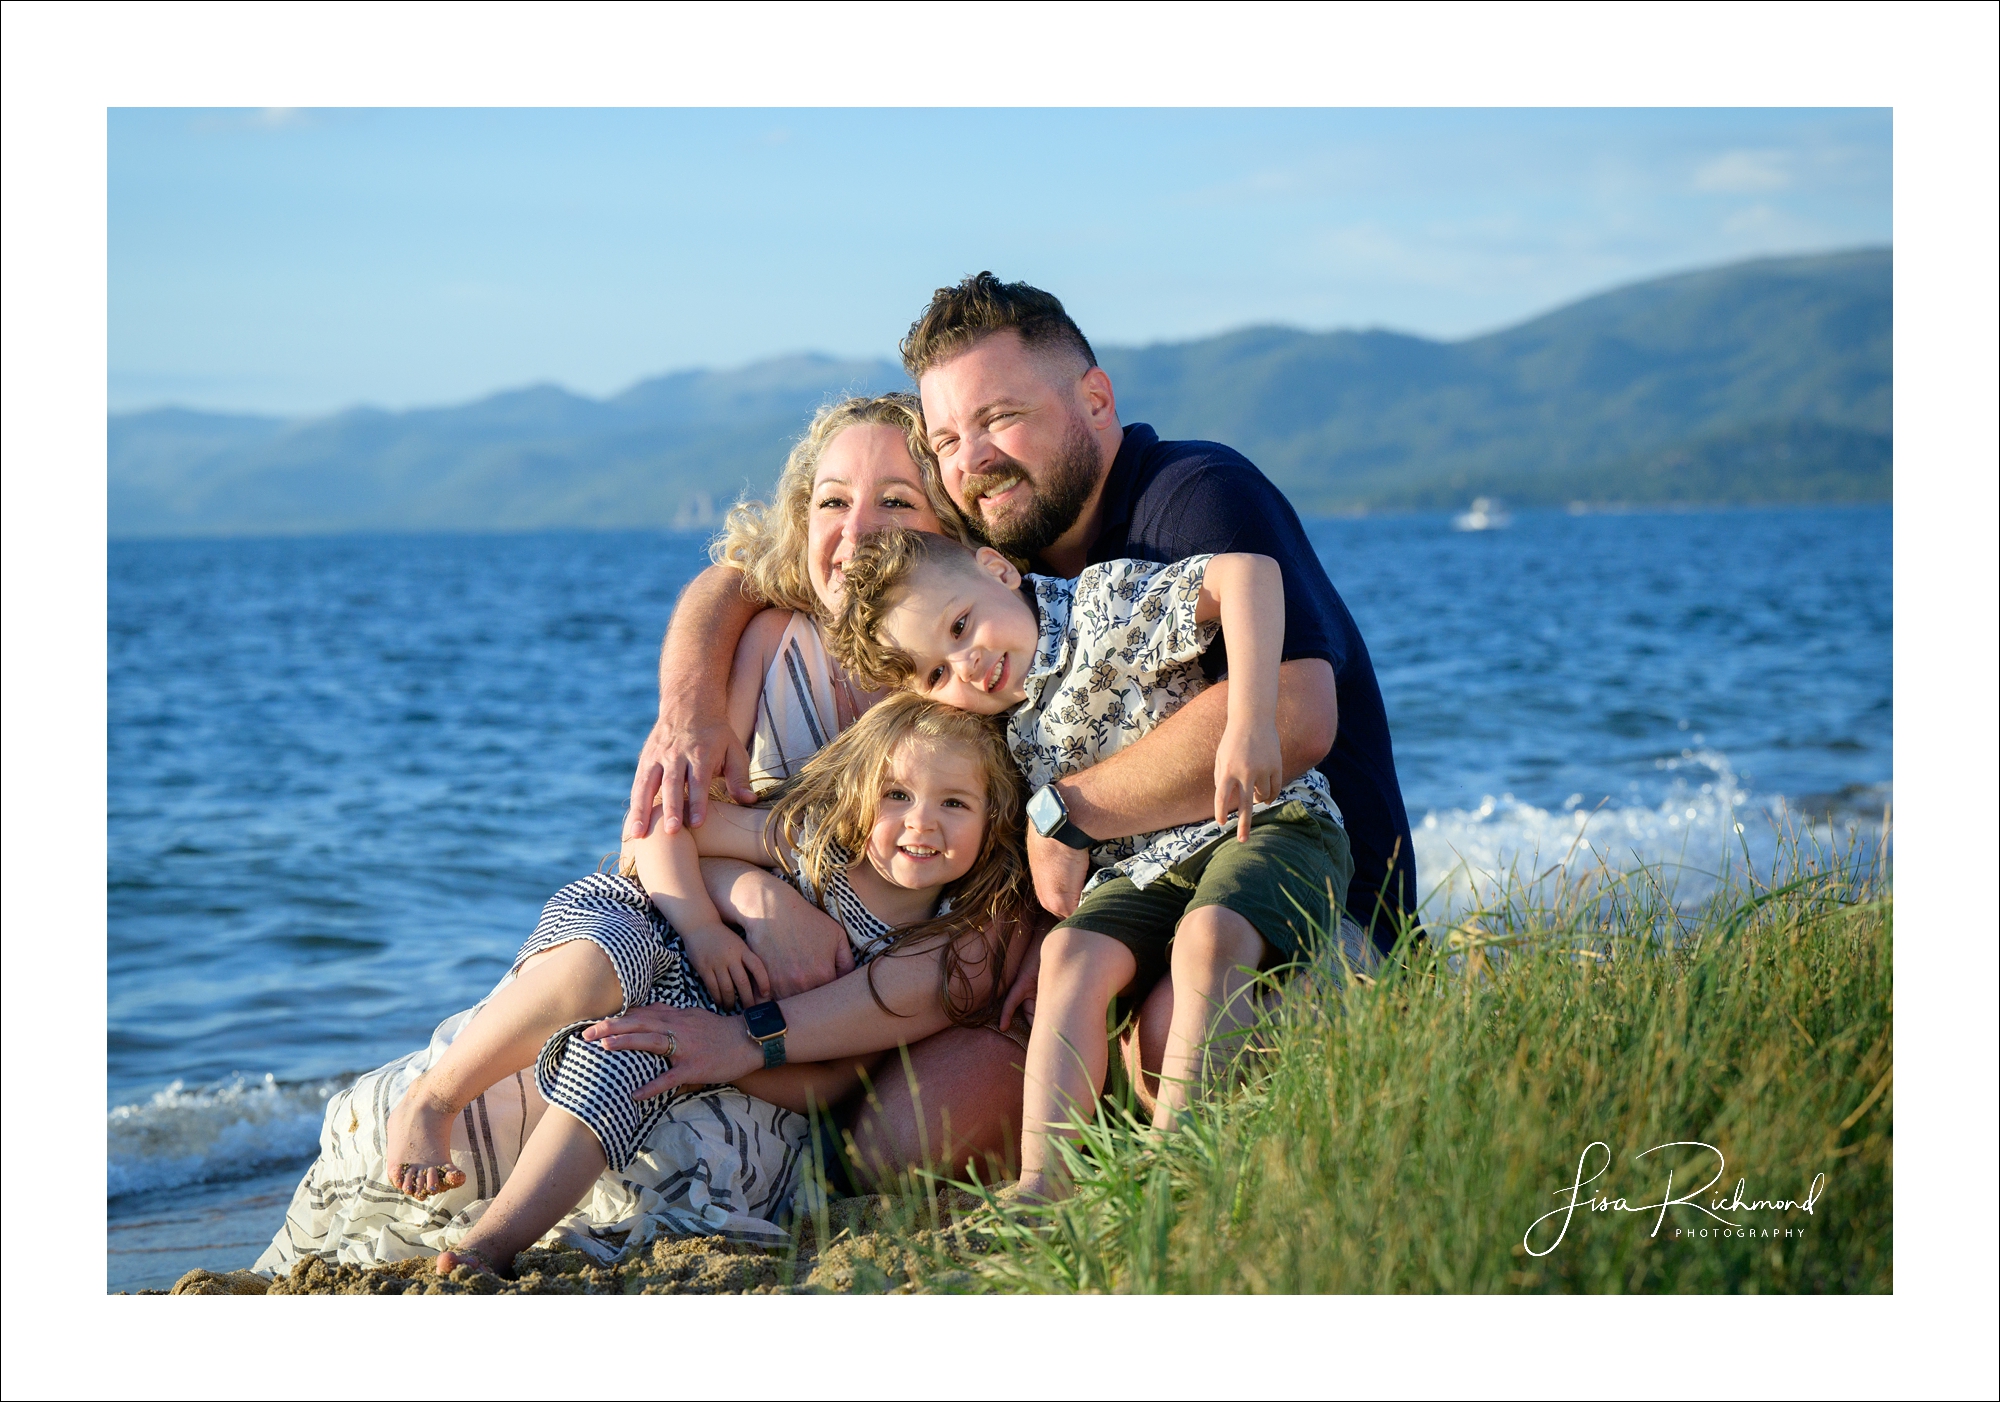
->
[625,272,1416,1171]
[903,273,1416,943]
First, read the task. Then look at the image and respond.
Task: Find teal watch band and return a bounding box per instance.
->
[744,1000,788,1069]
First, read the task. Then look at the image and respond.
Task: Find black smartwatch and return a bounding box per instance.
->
[1027,783,1096,850]
[743,1000,788,1069]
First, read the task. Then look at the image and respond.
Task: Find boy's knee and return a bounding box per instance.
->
[1171,905,1269,972]
[1043,926,1138,992]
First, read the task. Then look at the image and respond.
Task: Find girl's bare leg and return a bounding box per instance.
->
[1150,905,1269,1131]
[436,1108,607,1276]
[1016,927,1136,1202]
[386,940,623,1196]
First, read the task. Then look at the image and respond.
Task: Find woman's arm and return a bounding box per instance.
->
[731,1059,870,1116]
[723,607,793,762]
[587,918,1019,1099]
[713,605,858,993]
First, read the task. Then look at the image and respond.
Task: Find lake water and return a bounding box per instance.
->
[105,504,1891,1289]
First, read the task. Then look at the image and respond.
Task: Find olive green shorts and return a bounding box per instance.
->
[1053,801,1355,999]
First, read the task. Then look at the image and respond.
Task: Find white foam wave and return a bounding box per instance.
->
[1411,750,1883,925]
[107,1072,351,1199]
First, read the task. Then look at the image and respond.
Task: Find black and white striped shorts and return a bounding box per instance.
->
[512,873,717,1171]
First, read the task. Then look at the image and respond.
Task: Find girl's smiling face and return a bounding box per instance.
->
[865,737,989,892]
[806,425,946,612]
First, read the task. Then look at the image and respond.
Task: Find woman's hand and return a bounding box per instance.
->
[584,1004,763,1100]
[1214,716,1282,841]
[678,924,772,1011]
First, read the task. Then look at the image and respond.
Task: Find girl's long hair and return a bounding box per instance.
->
[763,692,1029,1025]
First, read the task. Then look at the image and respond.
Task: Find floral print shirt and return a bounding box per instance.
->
[1006,555,1342,894]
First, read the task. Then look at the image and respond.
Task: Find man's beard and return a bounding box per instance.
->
[959,416,1099,559]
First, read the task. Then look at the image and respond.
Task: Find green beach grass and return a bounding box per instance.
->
[210,826,1891,1297]
[803,826,1893,1296]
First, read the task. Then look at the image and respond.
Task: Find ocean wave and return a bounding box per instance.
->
[1411,750,1886,924]
[107,1072,352,1199]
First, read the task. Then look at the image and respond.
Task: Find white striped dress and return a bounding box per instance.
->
[521,857,896,1174]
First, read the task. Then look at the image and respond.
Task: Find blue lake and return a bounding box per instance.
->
[105,504,1890,1288]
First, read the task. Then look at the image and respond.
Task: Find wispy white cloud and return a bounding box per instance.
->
[1693,149,1792,193]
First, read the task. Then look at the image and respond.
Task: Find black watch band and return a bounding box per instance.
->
[1029,783,1097,850]
[1050,814,1095,849]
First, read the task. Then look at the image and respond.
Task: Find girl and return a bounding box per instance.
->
[420,693,1025,1277]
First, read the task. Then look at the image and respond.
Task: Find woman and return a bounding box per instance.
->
[257,394,1032,1274]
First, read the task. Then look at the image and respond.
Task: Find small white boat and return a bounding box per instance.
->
[1452,496,1512,531]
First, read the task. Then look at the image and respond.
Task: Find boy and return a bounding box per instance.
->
[832,527,1370,1201]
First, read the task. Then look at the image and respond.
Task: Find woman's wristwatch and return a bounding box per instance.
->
[1028,783,1097,849]
[743,1000,787,1069]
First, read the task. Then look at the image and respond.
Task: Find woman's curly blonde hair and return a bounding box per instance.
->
[710,393,978,618]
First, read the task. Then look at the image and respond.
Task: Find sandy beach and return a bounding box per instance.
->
[153,1194,978,1296]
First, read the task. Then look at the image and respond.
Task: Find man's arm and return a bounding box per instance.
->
[624,563,766,838]
[1028,658,1337,915]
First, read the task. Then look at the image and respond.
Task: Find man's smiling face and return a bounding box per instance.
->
[918,330,1110,561]
[879,546,1041,716]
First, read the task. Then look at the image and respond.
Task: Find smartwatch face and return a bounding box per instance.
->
[744,1001,786,1041]
[1027,786,1064,837]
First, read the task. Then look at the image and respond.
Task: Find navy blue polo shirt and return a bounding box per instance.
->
[1073,423,1418,943]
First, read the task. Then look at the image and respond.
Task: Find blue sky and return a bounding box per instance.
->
[109,108,1890,417]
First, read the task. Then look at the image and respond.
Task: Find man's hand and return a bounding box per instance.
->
[709,860,855,999]
[626,709,755,840]
[1026,825,1091,918]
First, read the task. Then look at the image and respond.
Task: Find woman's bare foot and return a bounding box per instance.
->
[385,1078,467,1199]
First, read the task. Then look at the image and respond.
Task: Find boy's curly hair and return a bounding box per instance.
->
[828,527,988,693]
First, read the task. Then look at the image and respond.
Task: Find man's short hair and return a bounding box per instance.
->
[829,528,984,692]
[901,272,1097,382]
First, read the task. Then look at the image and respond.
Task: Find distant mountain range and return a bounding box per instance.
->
[109,247,1889,537]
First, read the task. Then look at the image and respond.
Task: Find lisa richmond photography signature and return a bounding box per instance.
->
[1524,1141,1828,1257]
